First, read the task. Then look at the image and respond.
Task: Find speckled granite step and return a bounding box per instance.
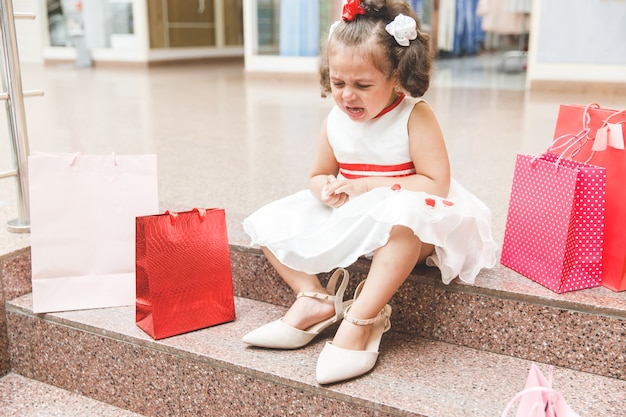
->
[2,242,626,416]
[0,373,145,417]
[231,246,626,382]
[5,291,626,417]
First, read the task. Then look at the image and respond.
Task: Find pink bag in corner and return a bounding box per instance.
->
[501,131,606,293]
[552,103,626,291]
[501,364,580,417]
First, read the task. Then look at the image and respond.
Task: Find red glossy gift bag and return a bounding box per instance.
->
[501,138,606,293]
[552,103,626,291]
[136,208,235,339]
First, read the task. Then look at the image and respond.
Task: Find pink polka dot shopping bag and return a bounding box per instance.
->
[501,131,607,293]
[552,104,626,292]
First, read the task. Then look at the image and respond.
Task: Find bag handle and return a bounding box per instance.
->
[165,208,207,225]
[547,128,590,155]
[502,366,557,417]
[69,152,82,165]
[581,103,600,134]
[533,128,590,170]
[601,108,626,126]
[501,386,559,417]
[581,103,625,160]
[581,102,626,128]
[68,152,118,166]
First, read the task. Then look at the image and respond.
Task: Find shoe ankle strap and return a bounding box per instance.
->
[296,291,336,302]
[296,268,350,304]
[343,313,377,326]
[343,307,390,327]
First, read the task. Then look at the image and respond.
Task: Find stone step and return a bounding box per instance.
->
[0,372,145,417]
[5,291,626,417]
[230,245,626,382]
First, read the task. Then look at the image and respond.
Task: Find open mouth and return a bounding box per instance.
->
[346,106,365,116]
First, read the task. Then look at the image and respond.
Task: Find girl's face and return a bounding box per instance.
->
[328,44,398,122]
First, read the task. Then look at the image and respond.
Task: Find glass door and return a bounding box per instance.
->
[148,0,243,49]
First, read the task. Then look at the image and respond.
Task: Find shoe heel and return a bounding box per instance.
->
[242,268,351,349]
[316,281,392,384]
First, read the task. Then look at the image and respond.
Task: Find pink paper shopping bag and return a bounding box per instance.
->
[501,147,606,293]
[501,364,580,417]
[552,104,626,291]
[29,153,158,313]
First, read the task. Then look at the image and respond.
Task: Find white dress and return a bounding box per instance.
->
[243,97,497,284]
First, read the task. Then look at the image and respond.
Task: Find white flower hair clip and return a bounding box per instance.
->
[385,14,417,46]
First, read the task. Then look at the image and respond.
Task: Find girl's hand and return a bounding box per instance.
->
[325,177,367,199]
[321,176,369,208]
[320,175,350,208]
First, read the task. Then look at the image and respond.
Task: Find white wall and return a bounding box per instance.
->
[12,0,46,64]
[527,0,626,87]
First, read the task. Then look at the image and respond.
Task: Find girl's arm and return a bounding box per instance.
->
[309,117,350,207]
[328,101,451,198]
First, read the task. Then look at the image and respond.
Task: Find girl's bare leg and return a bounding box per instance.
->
[262,247,336,330]
[330,226,433,350]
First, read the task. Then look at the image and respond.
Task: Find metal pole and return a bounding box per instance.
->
[0,0,31,232]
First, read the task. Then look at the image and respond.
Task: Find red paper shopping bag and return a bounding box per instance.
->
[552,104,626,291]
[136,208,236,339]
[501,151,606,293]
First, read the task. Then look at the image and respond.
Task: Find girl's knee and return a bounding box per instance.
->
[389,225,418,240]
[389,226,434,262]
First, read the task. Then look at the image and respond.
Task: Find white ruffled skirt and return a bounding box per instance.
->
[243,179,497,284]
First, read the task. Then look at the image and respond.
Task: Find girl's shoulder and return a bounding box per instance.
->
[404,96,425,105]
[390,96,427,117]
[406,97,437,120]
[402,96,426,110]
[392,96,426,120]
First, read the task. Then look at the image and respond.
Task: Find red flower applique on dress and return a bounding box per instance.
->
[425,198,455,208]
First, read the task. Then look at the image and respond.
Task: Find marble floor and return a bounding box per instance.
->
[1,53,624,252]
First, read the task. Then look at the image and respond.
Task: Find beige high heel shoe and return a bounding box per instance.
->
[242,268,352,349]
[315,281,392,384]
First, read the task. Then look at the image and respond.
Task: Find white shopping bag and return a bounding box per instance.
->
[29,153,158,313]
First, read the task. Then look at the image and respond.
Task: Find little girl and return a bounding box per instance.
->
[242,0,497,384]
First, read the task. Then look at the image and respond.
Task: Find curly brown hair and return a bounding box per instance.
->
[319,0,431,98]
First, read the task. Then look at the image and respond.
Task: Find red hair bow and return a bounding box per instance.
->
[342,0,365,21]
